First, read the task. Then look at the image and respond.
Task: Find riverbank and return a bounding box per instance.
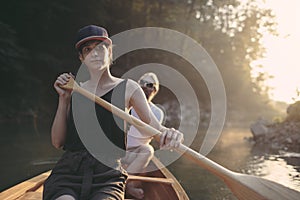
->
[250,101,300,153]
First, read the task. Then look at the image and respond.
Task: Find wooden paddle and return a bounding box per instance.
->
[60,77,300,200]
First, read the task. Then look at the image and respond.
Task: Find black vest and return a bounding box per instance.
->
[64,80,127,158]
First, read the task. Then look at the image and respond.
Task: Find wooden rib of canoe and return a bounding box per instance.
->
[0,156,189,200]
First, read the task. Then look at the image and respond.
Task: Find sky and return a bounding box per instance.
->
[252,0,300,103]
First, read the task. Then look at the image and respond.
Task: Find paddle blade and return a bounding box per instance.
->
[59,77,78,91]
[227,173,300,200]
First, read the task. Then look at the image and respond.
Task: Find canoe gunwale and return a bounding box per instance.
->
[0,157,189,200]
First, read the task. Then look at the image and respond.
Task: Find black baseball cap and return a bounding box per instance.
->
[75,25,112,49]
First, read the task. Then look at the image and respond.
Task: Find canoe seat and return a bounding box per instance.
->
[128,175,174,184]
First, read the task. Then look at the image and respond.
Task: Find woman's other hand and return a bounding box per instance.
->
[160,128,184,150]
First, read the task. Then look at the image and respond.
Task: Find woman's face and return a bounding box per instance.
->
[140,81,158,101]
[79,41,111,71]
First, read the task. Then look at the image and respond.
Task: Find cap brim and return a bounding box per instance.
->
[75,36,112,49]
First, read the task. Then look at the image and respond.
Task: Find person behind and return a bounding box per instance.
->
[43,25,183,200]
[122,72,164,199]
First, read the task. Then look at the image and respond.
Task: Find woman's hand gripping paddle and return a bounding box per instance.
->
[60,77,300,200]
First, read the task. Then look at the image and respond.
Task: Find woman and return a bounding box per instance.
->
[43,25,183,200]
[123,72,164,199]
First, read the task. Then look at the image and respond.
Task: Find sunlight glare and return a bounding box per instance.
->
[252,0,300,104]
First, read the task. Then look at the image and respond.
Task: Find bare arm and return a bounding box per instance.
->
[126,80,183,149]
[51,73,73,149]
[127,80,163,132]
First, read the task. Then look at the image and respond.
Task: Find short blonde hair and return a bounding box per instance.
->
[138,72,159,91]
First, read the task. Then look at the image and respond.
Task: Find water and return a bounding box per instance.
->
[0,123,299,199]
[168,128,300,199]
[0,121,62,191]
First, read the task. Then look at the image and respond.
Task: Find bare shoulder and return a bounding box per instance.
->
[125,79,144,108]
[125,79,144,96]
[126,79,140,90]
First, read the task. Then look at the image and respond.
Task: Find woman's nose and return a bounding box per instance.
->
[92,50,99,56]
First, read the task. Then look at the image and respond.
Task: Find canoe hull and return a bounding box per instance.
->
[134,156,189,200]
[0,157,189,200]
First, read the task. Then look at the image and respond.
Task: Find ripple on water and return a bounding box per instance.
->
[247,152,300,192]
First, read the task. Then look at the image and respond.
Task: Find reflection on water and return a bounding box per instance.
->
[0,123,299,199]
[168,128,300,199]
[246,152,300,192]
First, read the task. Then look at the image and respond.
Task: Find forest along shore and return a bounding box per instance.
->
[250,101,300,153]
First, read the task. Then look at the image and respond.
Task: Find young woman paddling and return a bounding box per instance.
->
[43,25,184,200]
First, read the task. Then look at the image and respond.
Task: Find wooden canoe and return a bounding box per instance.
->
[0,156,189,200]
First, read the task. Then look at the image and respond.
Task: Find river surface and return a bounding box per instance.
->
[0,121,299,199]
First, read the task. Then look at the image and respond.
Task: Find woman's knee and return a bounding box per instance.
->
[139,144,154,157]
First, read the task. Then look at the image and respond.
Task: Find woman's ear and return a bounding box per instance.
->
[79,53,84,62]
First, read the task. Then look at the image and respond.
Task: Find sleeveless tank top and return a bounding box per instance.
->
[64,80,127,158]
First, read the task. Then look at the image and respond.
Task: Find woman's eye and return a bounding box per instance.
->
[83,47,90,53]
[95,45,105,51]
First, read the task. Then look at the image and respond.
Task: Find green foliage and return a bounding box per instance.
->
[0,21,28,116]
[286,101,300,122]
[0,0,278,120]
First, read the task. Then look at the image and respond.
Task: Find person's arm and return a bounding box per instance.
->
[126,80,183,149]
[127,81,162,130]
[51,73,73,149]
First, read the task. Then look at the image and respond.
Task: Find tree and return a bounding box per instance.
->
[0,0,278,121]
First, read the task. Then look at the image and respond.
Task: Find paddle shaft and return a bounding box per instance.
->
[60,78,300,200]
[69,83,238,180]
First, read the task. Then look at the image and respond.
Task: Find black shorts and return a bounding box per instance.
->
[43,150,128,200]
